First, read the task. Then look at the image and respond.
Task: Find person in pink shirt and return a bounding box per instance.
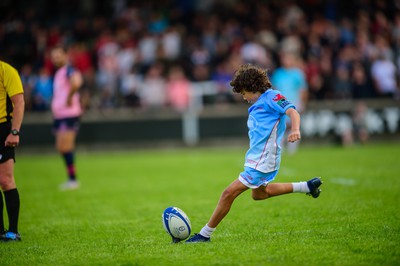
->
[50,45,83,190]
[166,66,190,112]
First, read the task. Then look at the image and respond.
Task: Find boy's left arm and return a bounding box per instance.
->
[285,107,301,143]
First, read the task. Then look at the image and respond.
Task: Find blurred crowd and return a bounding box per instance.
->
[1,0,400,112]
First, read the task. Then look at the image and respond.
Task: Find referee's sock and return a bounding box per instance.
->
[4,188,20,233]
[63,152,76,181]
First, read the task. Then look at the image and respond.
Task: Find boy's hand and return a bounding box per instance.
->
[288,129,301,143]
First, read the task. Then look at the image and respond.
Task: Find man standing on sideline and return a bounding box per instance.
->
[51,45,83,190]
[271,53,308,154]
[0,60,25,241]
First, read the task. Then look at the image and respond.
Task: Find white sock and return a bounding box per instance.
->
[199,224,215,238]
[292,182,309,193]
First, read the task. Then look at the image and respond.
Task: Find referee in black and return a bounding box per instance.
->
[0,60,24,242]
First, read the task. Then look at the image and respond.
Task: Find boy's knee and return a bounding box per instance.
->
[221,187,240,201]
[221,188,233,199]
[251,190,269,200]
[251,194,263,200]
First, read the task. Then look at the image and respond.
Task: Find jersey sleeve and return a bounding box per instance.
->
[266,90,295,114]
[3,63,24,97]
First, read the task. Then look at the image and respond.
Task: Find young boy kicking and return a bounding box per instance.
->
[186,64,322,243]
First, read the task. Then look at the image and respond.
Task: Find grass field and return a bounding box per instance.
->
[0,143,399,265]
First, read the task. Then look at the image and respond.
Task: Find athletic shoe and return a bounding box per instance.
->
[306,177,322,198]
[1,231,21,242]
[185,233,210,243]
[59,180,80,191]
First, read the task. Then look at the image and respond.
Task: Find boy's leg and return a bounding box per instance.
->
[207,179,249,228]
[252,178,322,200]
[186,179,248,242]
[252,183,293,200]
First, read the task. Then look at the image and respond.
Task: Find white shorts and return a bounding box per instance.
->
[239,167,278,189]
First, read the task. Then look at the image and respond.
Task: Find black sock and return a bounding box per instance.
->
[0,191,4,233]
[62,152,76,181]
[4,188,20,233]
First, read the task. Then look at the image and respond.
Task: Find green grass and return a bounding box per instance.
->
[0,143,399,265]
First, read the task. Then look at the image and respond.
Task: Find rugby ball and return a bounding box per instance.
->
[162,207,191,241]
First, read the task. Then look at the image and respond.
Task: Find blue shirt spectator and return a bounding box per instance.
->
[32,68,53,111]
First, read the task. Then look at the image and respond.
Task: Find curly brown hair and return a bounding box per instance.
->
[230,64,272,93]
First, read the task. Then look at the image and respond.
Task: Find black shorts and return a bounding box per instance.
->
[0,122,15,163]
[53,116,80,133]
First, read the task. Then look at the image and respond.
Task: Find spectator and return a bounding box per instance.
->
[211,61,235,103]
[138,32,159,68]
[139,62,166,111]
[271,53,308,112]
[69,43,93,75]
[69,43,95,110]
[351,62,374,99]
[32,67,53,111]
[162,26,182,61]
[271,52,308,154]
[338,18,356,46]
[19,64,37,111]
[318,47,335,99]
[96,38,119,108]
[240,29,270,67]
[120,66,142,108]
[166,66,190,112]
[371,53,398,98]
[116,41,137,78]
[305,54,323,100]
[333,66,352,100]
